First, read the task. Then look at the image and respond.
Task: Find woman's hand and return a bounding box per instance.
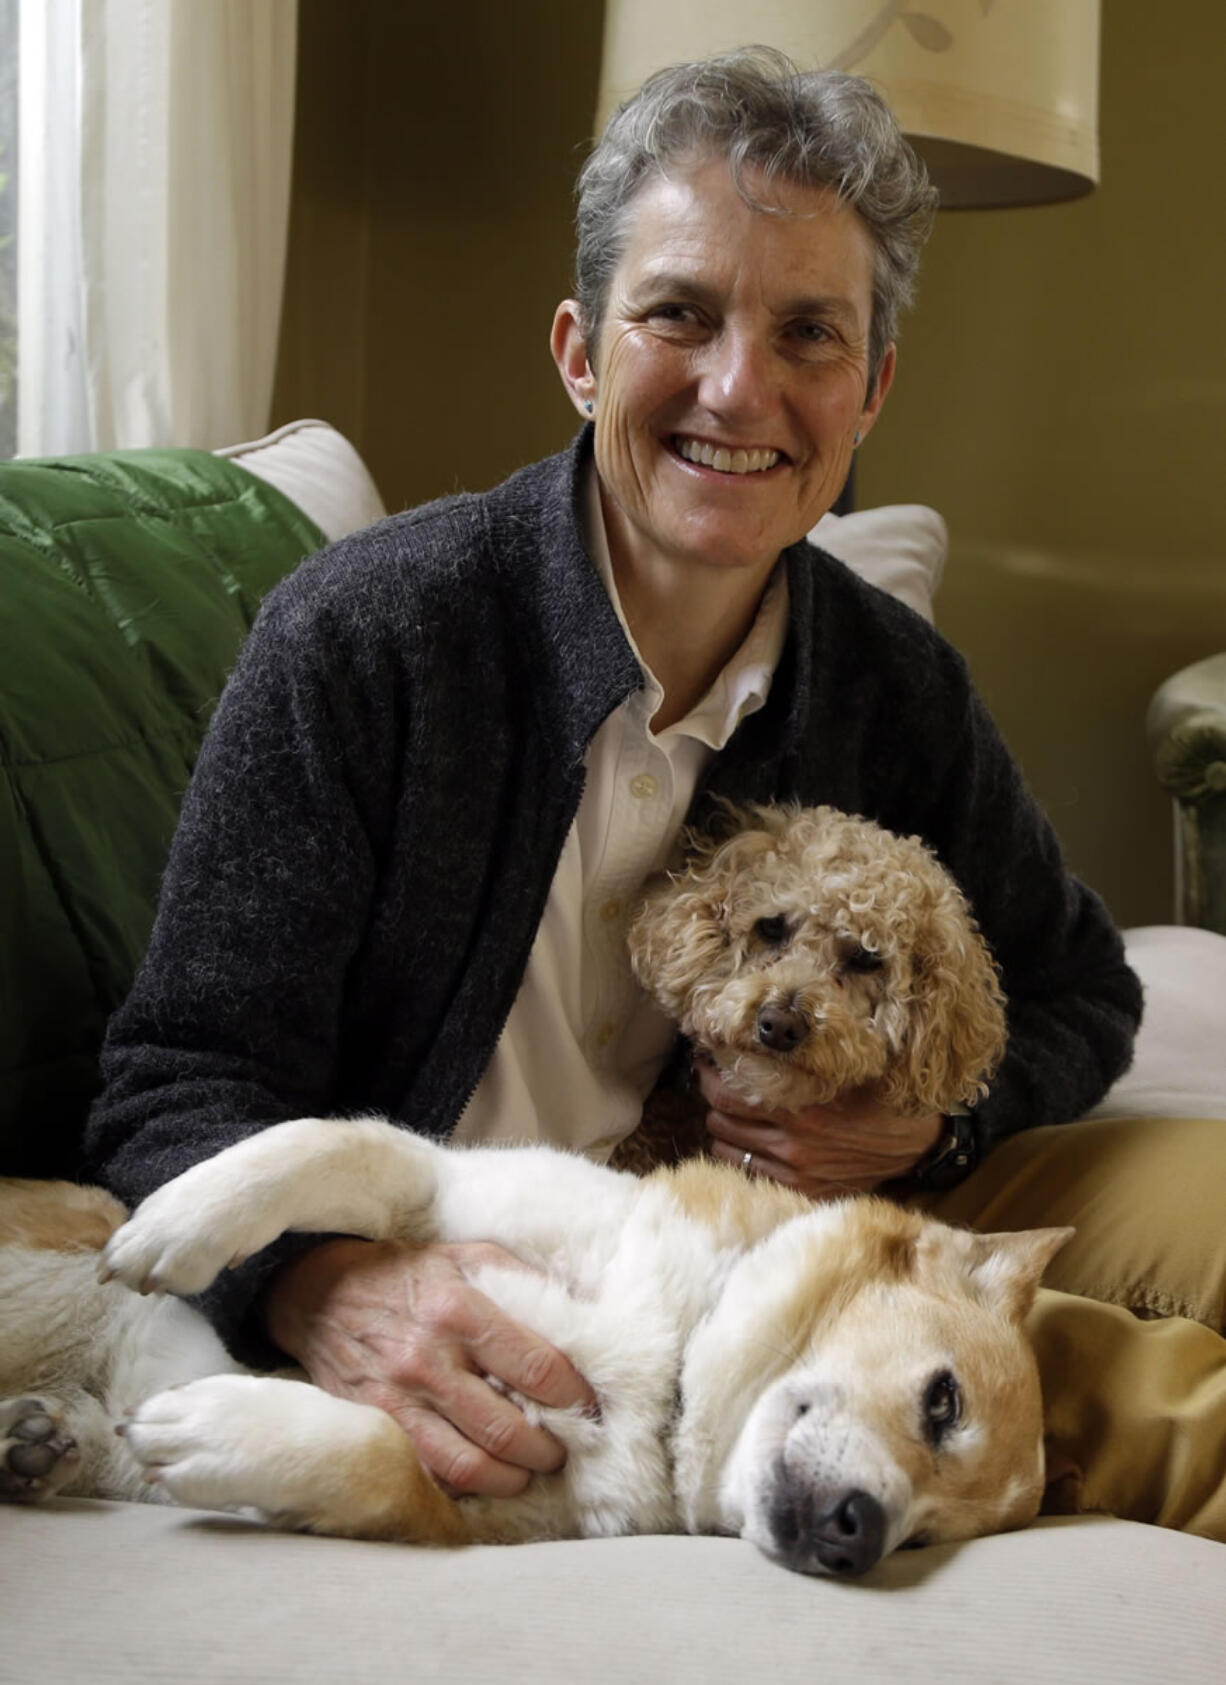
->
[263,1236,597,1498]
[694,1056,943,1199]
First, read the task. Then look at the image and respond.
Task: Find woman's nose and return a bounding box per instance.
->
[696,329,777,420]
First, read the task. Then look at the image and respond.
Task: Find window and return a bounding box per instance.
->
[0,0,15,459]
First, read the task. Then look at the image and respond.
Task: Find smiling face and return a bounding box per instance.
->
[553,155,895,588]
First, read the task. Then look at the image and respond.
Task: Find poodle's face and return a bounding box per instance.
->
[628,806,1006,1116]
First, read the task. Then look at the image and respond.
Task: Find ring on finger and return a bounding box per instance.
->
[741,1150,754,1173]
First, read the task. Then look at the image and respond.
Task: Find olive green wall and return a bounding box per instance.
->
[272,0,602,510]
[273,0,1226,928]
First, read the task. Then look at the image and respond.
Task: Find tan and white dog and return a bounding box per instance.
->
[1,1123,1067,1575]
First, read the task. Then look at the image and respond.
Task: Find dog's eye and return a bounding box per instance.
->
[753,915,791,947]
[922,1370,961,1445]
[842,945,883,974]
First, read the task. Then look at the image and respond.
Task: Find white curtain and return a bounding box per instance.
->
[18,0,298,455]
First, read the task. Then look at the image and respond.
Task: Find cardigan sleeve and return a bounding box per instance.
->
[85,576,398,1365]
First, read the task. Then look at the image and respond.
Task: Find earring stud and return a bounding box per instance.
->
[584,400,594,415]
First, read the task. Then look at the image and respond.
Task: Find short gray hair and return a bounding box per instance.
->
[575,47,938,391]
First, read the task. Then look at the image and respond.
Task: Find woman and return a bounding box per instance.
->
[88,52,1180,1513]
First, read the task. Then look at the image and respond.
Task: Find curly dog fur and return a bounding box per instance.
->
[627,803,1007,1118]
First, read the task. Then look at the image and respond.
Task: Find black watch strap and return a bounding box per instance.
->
[909,1109,977,1191]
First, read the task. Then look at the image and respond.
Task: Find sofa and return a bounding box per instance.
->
[3,420,1225,1683]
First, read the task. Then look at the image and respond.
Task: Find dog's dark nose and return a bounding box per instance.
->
[810,1490,887,1576]
[768,1474,887,1577]
[756,1003,808,1053]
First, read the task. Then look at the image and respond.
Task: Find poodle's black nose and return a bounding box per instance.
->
[756,1003,808,1052]
[810,1490,887,1577]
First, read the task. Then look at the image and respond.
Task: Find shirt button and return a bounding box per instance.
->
[599,899,621,923]
[629,773,658,799]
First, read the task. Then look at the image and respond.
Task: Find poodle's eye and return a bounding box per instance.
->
[842,945,883,974]
[922,1370,961,1446]
[753,915,791,947]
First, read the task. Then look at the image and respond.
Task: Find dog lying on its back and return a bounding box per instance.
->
[0,806,1067,1576]
[1,1137,1067,1573]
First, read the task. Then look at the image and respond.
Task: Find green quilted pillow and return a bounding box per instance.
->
[0,448,324,1177]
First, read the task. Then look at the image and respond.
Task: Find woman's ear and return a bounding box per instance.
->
[551,301,597,419]
[856,341,897,445]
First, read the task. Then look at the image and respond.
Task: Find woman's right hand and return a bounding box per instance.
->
[263,1236,597,1497]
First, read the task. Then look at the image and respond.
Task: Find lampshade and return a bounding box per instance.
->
[596,1,1100,208]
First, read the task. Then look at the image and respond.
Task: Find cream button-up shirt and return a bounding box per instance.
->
[453,471,788,1158]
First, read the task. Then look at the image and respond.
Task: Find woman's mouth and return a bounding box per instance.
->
[671,435,783,475]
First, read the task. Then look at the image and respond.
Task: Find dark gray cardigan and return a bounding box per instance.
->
[87,430,1141,1362]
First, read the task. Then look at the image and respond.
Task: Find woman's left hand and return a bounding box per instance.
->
[694,1056,944,1199]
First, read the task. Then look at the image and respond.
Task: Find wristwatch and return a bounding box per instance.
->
[908,1107,977,1191]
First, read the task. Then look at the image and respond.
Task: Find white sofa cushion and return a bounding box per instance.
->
[6,1500,1224,1685]
[217,418,387,543]
[1088,924,1226,1121]
[810,503,947,623]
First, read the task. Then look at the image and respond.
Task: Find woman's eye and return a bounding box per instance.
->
[789,320,836,354]
[922,1371,961,1445]
[649,302,699,326]
[753,915,790,947]
[843,945,883,974]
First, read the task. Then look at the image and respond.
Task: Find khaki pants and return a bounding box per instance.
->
[921,1115,1226,1539]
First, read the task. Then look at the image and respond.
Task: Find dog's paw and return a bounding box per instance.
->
[120,1376,292,1513]
[119,1375,371,1522]
[0,1397,80,1502]
[99,1164,287,1297]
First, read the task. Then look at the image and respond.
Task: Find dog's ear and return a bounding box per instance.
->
[629,824,788,1019]
[627,876,730,1022]
[944,1226,1074,1322]
[878,900,1008,1116]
